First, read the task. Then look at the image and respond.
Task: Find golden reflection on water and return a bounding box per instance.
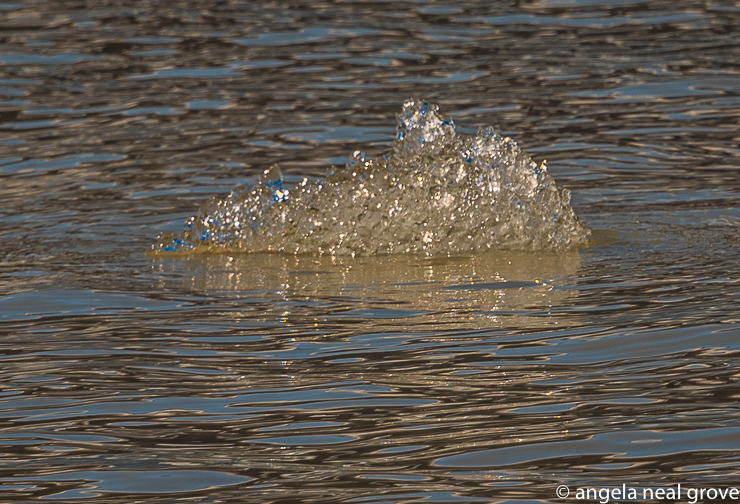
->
[155,250,581,331]
[2,0,740,501]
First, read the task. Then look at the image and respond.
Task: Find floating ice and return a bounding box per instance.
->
[153,98,590,255]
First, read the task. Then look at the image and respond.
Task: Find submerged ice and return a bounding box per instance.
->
[154,99,590,255]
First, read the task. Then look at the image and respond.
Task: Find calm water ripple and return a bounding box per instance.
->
[1,0,739,502]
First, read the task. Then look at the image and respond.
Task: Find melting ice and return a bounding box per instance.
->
[154,98,591,255]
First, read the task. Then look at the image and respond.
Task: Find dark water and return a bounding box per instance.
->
[1,0,739,502]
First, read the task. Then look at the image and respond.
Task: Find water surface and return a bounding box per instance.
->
[1,0,739,502]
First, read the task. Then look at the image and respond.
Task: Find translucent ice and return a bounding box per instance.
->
[154,98,591,256]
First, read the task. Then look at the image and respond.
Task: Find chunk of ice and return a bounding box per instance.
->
[153,98,591,255]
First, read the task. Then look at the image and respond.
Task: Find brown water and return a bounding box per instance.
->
[1,0,740,502]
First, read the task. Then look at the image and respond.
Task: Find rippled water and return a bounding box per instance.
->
[1,1,739,502]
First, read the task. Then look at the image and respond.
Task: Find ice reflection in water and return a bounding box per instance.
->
[160,251,581,334]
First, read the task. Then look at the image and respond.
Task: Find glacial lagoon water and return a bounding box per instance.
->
[1,1,740,503]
